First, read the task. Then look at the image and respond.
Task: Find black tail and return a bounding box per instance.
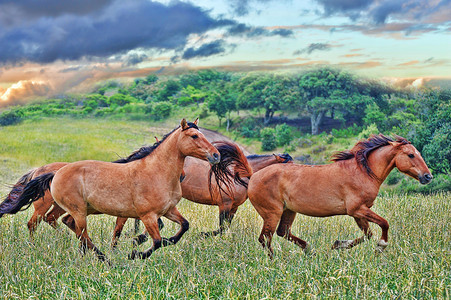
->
[0,172,54,217]
[209,141,253,199]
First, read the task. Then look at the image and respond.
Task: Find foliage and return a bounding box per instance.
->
[275,123,293,146]
[152,102,172,120]
[331,124,361,138]
[260,127,277,151]
[0,109,23,126]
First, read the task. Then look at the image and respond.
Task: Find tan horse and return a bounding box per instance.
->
[247,134,432,256]
[112,153,293,244]
[1,162,68,234]
[2,119,221,262]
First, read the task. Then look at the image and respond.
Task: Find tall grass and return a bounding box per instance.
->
[0,118,449,299]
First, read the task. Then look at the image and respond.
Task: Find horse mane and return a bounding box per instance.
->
[330,134,411,179]
[0,168,38,217]
[114,123,198,164]
[209,141,252,200]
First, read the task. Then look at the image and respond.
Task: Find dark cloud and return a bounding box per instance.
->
[294,43,332,55]
[123,53,148,66]
[227,23,293,38]
[229,0,272,16]
[182,40,226,60]
[315,0,451,25]
[0,0,235,64]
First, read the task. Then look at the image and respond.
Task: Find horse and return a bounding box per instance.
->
[111,152,293,245]
[1,141,254,248]
[0,119,226,262]
[1,162,68,234]
[247,134,432,257]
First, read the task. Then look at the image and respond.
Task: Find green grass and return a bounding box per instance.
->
[0,118,449,299]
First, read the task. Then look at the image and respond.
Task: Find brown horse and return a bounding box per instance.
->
[1,162,68,234]
[247,134,432,256]
[1,119,223,262]
[112,153,293,245]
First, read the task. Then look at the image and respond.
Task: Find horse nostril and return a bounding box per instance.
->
[425,173,433,181]
[213,153,219,160]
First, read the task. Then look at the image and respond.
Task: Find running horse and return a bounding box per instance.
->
[0,119,224,262]
[248,134,432,256]
[112,152,293,244]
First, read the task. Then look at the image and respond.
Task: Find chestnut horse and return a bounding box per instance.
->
[112,153,293,244]
[1,119,222,262]
[1,162,68,234]
[248,134,432,256]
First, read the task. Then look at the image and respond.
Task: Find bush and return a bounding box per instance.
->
[358,123,380,140]
[0,109,23,126]
[239,117,260,138]
[331,124,361,138]
[260,127,277,151]
[152,102,172,120]
[390,174,450,194]
[275,123,293,146]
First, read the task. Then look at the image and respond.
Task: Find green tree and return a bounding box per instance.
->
[207,88,236,130]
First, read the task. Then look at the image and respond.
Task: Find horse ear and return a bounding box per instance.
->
[193,118,199,126]
[273,154,283,162]
[388,141,402,148]
[154,136,160,143]
[181,118,188,130]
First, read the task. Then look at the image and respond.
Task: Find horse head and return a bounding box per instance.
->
[389,141,433,185]
[178,118,220,165]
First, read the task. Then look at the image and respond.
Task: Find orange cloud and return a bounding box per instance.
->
[397,60,420,67]
[342,54,364,58]
[0,80,52,106]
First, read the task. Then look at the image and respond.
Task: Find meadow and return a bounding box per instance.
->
[0,118,449,299]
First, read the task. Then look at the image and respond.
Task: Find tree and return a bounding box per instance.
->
[236,74,293,124]
[207,88,236,130]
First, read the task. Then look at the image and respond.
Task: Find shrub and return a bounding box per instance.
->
[152,102,172,120]
[260,127,277,151]
[0,109,23,126]
[275,123,293,146]
[239,117,260,138]
[358,123,380,140]
[331,124,361,138]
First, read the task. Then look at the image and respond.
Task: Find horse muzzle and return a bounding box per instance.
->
[207,152,220,165]
[419,173,433,185]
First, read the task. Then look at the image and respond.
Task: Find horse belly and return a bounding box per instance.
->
[283,180,346,217]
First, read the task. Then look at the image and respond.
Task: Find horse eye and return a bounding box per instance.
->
[408,154,415,158]
[192,135,198,139]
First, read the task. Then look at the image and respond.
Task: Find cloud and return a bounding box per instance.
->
[0,0,235,64]
[315,0,451,26]
[397,60,420,67]
[0,80,52,105]
[182,40,227,60]
[228,0,283,16]
[227,23,293,38]
[123,53,148,66]
[293,43,332,55]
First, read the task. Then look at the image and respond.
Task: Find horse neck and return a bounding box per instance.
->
[142,129,185,178]
[366,145,397,185]
[249,156,278,172]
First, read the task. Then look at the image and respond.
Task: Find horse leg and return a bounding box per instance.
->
[27,198,52,237]
[72,214,109,263]
[44,204,66,228]
[129,214,162,260]
[332,217,373,249]
[351,207,389,252]
[111,217,128,249]
[276,209,308,249]
[200,202,233,237]
[133,218,164,246]
[163,206,189,245]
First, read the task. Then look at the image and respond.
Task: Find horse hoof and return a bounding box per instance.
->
[128,250,138,260]
[375,240,388,253]
[332,240,353,250]
[162,237,174,247]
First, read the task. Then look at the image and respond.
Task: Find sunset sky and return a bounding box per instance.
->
[1,0,450,106]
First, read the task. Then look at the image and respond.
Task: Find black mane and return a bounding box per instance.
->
[115,123,199,164]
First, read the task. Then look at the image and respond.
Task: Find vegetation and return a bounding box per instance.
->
[0,119,449,299]
[0,68,449,187]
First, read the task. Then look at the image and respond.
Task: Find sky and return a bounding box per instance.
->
[0,0,450,106]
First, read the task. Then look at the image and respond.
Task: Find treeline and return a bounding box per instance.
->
[0,68,449,176]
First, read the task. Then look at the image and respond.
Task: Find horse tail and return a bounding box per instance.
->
[0,172,54,218]
[209,141,253,199]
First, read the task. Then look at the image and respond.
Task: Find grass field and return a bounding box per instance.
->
[0,118,449,299]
